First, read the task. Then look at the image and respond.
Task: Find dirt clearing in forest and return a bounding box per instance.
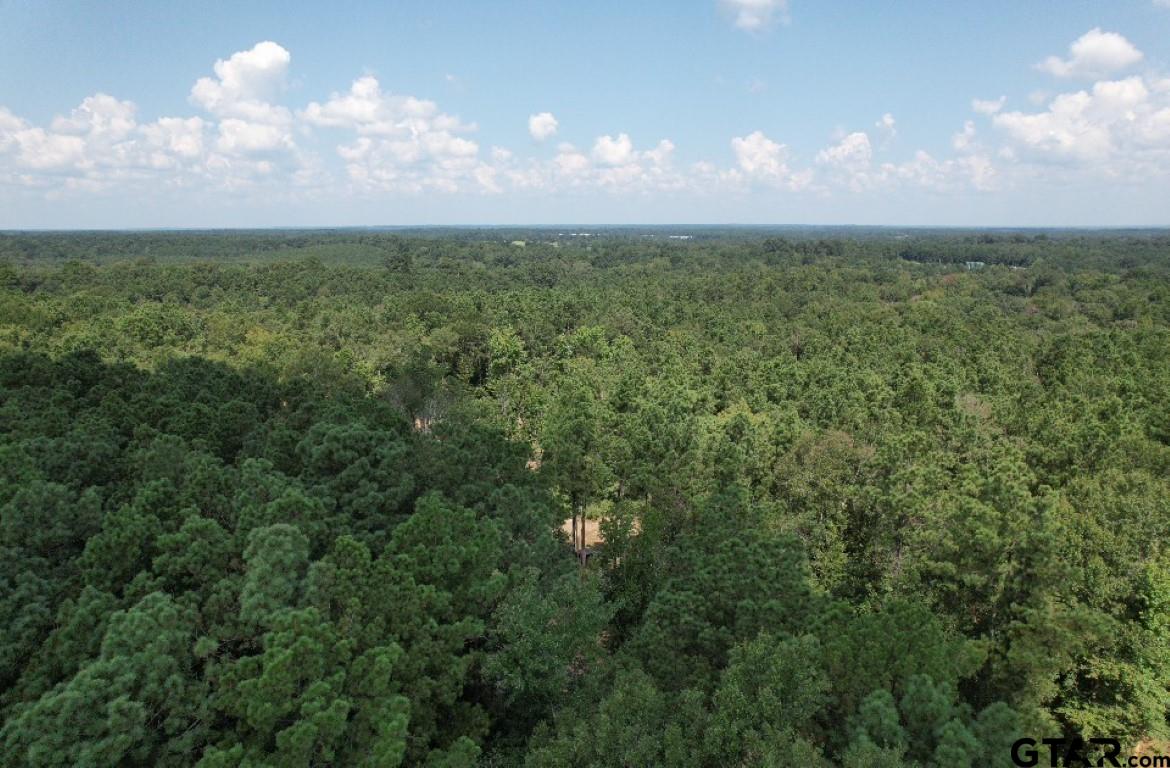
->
[560,517,605,547]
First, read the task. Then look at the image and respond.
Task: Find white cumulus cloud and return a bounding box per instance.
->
[5,30,1168,217]
[730,130,810,189]
[720,0,788,31]
[51,94,138,141]
[528,112,558,141]
[139,117,206,165]
[0,94,218,189]
[499,134,684,193]
[216,118,293,154]
[554,143,591,177]
[1037,29,1143,80]
[818,132,872,170]
[592,133,635,166]
[817,132,875,191]
[301,74,490,193]
[190,41,291,120]
[992,76,1166,166]
[971,96,1006,115]
[189,41,298,167]
[952,121,978,152]
[301,76,471,136]
[879,150,998,192]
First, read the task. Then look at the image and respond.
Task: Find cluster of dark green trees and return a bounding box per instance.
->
[1,230,1168,766]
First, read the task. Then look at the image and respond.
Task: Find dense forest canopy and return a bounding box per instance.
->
[1,229,1168,766]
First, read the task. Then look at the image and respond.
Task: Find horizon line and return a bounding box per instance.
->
[4,224,1170,234]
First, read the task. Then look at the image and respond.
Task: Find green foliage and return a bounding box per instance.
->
[2,230,1169,764]
[484,569,614,722]
[629,495,816,690]
[705,633,829,762]
[240,524,310,626]
[1,592,204,767]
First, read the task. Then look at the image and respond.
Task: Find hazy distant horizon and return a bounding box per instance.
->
[5,224,1170,234]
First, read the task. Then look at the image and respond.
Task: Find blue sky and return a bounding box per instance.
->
[1,0,1169,227]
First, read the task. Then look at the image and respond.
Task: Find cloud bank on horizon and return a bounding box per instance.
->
[1,2,1169,226]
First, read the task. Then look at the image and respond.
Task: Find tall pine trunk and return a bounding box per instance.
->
[579,503,587,568]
